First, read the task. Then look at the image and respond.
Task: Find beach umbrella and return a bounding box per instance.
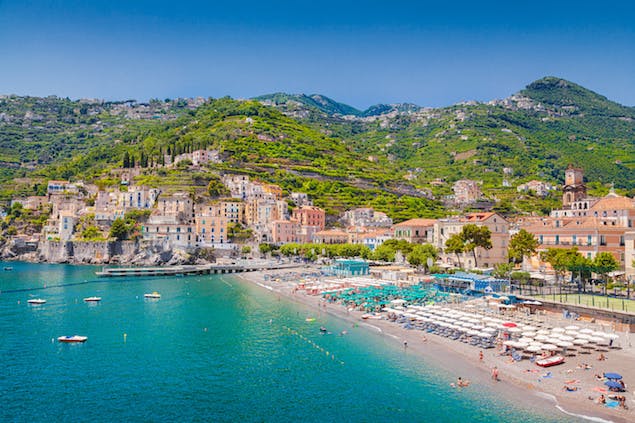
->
[604,381,622,389]
[472,325,485,331]
[477,331,492,338]
[483,327,497,333]
[588,336,606,343]
[521,325,537,331]
[556,341,573,348]
[604,372,622,380]
[526,345,542,353]
[579,328,594,334]
[576,333,592,340]
[536,329,550,335]
[545,337,562,345]
[542,344,558,351]
[565,330,579,336]
[507,327,521,334]
[604,334,619,340]
[559,335,574,342]
[503,340,517,347]
[518,337,534,343]
[565,325,579,330]
[552,327,565,333]
[573,339,589,346]
[522,331,537,337]
[467,330,480,336]
[529,342,544,348]
[535,334,549,342]
[502,322,517,328]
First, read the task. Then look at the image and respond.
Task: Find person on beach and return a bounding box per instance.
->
[457,377,470,387]
[596,394,606,405]
[403,340,408,350]
[562,385,578,392]
[597,353,606,361]
[479,350,483,361]
[491,366,499,381]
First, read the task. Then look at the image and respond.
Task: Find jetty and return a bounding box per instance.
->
[95,261,304,278]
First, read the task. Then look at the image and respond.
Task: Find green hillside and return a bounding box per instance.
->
[1,77,634,220]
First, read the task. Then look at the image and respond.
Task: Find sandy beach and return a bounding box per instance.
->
[236,266,634,423]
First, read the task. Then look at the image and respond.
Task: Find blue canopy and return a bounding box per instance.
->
[604,372,622,380]
[604,380,622,389]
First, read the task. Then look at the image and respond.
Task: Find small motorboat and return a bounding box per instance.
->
[58,335,88,343]
[27,298,46,305]
[3,266,13,271]
[536,355,565,367]
[83,296,102,302]
[144,292,161,299]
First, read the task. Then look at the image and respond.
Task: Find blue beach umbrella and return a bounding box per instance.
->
[604,380,622,389]
[604,372,622,380]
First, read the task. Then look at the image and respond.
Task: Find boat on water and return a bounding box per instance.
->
[536,355,565,367]
[27,299,46,305]
[3,266,13,271]
[144,292,161,299]
[58,335,88,343]
[83,296,102,302]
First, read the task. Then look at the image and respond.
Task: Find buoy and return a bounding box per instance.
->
[204,327,207,332]
[123,333,127,343]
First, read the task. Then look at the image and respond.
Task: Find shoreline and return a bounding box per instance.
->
[235,267,633,423]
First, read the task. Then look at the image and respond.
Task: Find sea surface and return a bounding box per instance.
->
[0,262,571,422]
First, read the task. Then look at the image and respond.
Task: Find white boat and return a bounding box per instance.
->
[58,335,88,343]
[27,298,46,305]
[83,296,102,302]
[144,292,161,299]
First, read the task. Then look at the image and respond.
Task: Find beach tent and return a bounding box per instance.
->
[604,373,622,380]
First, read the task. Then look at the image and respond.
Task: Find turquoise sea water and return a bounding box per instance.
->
[0,262,571,422]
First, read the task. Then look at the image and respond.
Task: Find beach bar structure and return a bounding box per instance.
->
[433,272,509,294]
[327,259,370,277]
[95,262,303,278]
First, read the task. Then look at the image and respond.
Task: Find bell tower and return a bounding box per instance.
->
[562,165,586,208]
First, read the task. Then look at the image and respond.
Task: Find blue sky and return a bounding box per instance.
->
[0,0,633,108]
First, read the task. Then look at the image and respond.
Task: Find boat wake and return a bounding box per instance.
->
[535,392,614,423]
[360,323,382,333]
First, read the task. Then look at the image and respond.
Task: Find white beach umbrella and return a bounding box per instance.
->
[521,325,537,331]
[573,339,589,346]
[518,337,534,344]
[472,325,485,331]
[529,342,544,348]
[522,331,537,337]
[551,327,565,333]
[559,335,574,342]
[467,330,480,336]
[604,333,619,340]
[576,333,592,340]
[565,325,579,330]
[516,342,529,349]
[477,331,492,338]
[545,337,562,345]
[588,336,606,343]
[526,345,542,353]
[565,330,579,336]
[486,321,500,327]
[503,340,517,347]
[536,329,550,335]
[535,334,549,342]
[507,327,522,334]
[483,327,497,333]
[556,341,573,348]
[579,328,594,334]
[542,344,558,351]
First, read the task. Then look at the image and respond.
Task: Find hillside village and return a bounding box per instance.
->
[2,151,634,282]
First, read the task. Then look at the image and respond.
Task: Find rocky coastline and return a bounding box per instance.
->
[0,238,220,266]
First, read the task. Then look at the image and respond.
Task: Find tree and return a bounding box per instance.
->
[81,225,102,240]
[207,177,229,198]
[109,218,129,240]
[593,252,619,292]
[406,244,438,272]
[122,151,130,168]
[445,234,465,268]
[460,224,492,268]
[259,243,273,255]
[241,246,251,255]
[508,229,539,265]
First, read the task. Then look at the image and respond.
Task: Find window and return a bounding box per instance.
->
[600,235,606,246]
[572,235,577,245]
[555,235,559,245]
[620,236,624,246]
[587,235,592,246]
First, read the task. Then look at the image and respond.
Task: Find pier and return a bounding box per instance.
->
[95,261,304,278]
